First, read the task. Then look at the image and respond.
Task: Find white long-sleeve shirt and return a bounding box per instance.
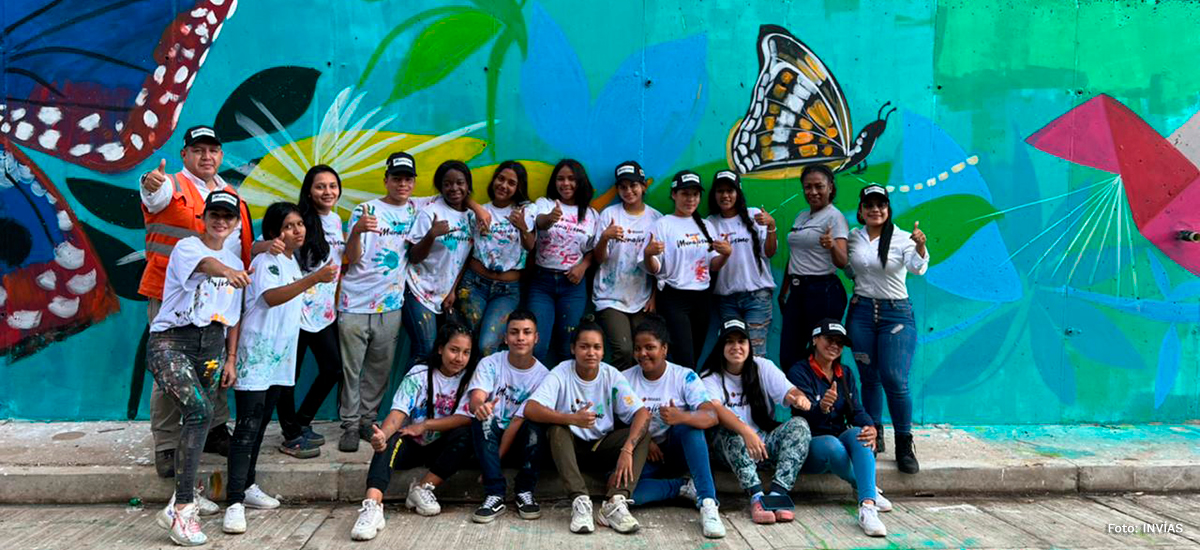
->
[847,226,929,299]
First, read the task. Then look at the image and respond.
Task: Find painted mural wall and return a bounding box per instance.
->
[1,0,1198,423]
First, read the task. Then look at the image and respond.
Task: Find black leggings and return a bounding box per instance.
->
[227,386,283,504]
[657,285,711,369]
[278,321,343,440]
[365,426,473,492]
[779,274,848,372]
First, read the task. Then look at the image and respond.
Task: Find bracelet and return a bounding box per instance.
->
[621,447,634,455]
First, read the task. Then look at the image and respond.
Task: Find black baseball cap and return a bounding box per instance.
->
[204,189,241,215]
[811,318,852,347]
[614,161,646,184]
[184,125,221,147]
[385,152,417,178]
[670,170,703,191]
[713,170,741,189]
[719,318,750,341]
[859,184,889,203]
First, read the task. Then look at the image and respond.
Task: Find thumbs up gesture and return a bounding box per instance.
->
[474,395,501,421]
[820,381,838,414]
[911,220,927,255]
[267,236,286,256]
[659,398,685,426]
[548,202,564,224]
[508,206,530,233]
[369,424,388,452]
[352,206,379,235]
[314,260,340,284]
[711,239,732,256]
[819,224,834,249]
[644,232,664,257]
[141,159,168,193]
[572,401,597,428]
[430,213,451,237]
[753,209,776,232]
[601,218,625,241]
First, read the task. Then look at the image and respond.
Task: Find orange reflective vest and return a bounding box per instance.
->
[139,173,253,300]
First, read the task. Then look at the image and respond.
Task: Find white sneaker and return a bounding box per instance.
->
[405,481,441,516]
[678,478,698,504]
[194,492,220,516]
[157,493,178,530]
[222,503,246,534]
[243,484,280,509]
[351,499,385,541]
[169,503,207,546]
[874,488,893,512]
[158,489,218,529]
[699,498,726,539]
[569,495,594,534]
[598,495,639,534]
[858,503,887,537]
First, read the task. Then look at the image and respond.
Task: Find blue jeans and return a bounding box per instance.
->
[800,427,877,504]
[631,425,717,506]
[402,291,438,372]
[715,288,773,358]
[845,296,916,435]
[525,268,588,365]
[456,269,520,357]
[780,274,847,373]
[471,417,544,497]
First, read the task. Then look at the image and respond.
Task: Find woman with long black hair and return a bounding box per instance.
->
[707,170,776,358]
[845,185,928,473]
[276,165,345,459]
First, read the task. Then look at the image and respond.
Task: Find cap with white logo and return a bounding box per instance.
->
[385,152,417,177]
[671,170,704,191]
[614,160,646,184]
[811,318,853,347]
[184,125,221,147]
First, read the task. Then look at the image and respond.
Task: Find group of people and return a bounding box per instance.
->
[141,125,929,546]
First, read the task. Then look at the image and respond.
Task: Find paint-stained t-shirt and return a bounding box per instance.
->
[532,198,598,271]
[299,211,345,332]
[236,252,305,391]
[457,351,550,429]
[593,204,662,313]
[649,214,719,291]
[151,236,243,332]
[524,360,644,441]
[405,197,475,313]
[390,364,469,446]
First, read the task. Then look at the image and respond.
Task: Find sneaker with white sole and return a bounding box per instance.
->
[222,503,246,534]
[873,488,893,512]
[472,494,506,523]
[158,489,218,530]
[858,503,887,537]
[569,495,594,534]
[194,492,220,516]
[351,499,385,541]
[243,484,280,509]
[405,481,441,516]
[515,491,541,520]
[678,478,698,504]
[169,503,207,546]
[598,495,639,534]
[157,493,178,530]
[699,498,726,539]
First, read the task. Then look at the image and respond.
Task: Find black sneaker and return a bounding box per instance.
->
[280,435,321,459]
[339,428,360,452]
[302,426,326,446]
[515,491,542,520]
[155,449,175,478]
[472,495,506,523]
[204,425,231,457]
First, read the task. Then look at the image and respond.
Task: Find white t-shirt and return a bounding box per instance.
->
[593,204,662,313]
[532,198,599,271]
[472,202,533,273]
[235,252,305,391]
[622,362,711,442]
[701,357,793,435]
[786,205,849,276]
[338,198,421,314]
[524,360,644,441]
[708,207,776,295]
[151,236,243,332]
[390,364,469,446]
[406,197,475,313]
[299,212,345,332]
[457,351,550,429]
[650,214,719,291]
[847,226,929,299]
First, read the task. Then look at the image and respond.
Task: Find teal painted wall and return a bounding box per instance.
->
[2,0,1198,423]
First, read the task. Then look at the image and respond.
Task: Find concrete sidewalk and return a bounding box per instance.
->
[1,421,1198,504]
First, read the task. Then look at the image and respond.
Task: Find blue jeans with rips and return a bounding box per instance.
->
[715,288,774,358]
[845,295,916,435]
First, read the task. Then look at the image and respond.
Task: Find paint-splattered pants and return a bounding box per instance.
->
[471,417,544,497]
[366,427,473,492]
[712,416,811,495]
[147,298,230,453]
[780,274,848,372]
[456,269,520,358]
[715,288,774,359]
[526,268,587,365]
[595,308,647,370]
[227,386,283,504]
[656,285,711,369]
[845,296,916,435]
[146,323,227,504]
[546,425,650,500]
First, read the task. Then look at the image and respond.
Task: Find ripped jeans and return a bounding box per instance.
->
[715,288,773,358]
[845,296,916,435]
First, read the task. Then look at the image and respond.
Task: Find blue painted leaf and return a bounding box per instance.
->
[519,3,590,158]
[1146,249,1173,297]
[921,308,1016,396]
[1154,324,1181,409]
[925,223,1022,302]
[1030,303,1077,405]
[66,178,143,230]
[1038,289,1145,370]
[215,67,322,143]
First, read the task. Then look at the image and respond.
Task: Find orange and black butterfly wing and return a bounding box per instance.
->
[727,25,855,178]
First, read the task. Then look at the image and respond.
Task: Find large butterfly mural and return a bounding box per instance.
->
[1,0,237,358]
[726,25,894,177]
